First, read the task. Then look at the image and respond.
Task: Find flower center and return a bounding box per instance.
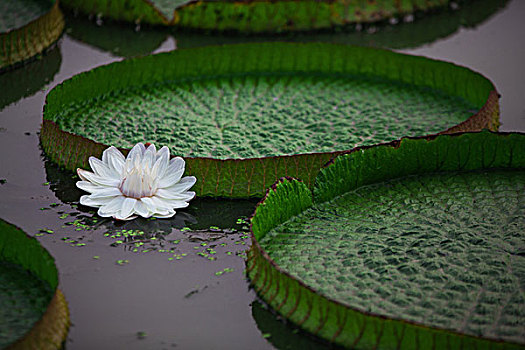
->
[119,167,157,199]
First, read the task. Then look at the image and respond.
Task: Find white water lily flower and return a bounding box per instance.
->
[76,143,196,220]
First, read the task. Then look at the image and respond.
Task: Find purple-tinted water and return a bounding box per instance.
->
[0,1,524,349]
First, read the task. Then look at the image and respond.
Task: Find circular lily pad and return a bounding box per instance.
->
[248,131,525,349]
[41,43,499,198]
[0,219,69,349]
[0,0,64,70]
[64,0,510,54]
[176,0,509,50]
[61,0,455,32]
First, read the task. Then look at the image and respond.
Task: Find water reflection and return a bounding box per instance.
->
[0,45,61,110]
[65,15,168,58]
[252,301,340,350]
[63,0,509,59]
[43,154,257,263]
[43,155,258,233]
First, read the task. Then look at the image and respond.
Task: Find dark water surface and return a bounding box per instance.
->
[0,1,524,349]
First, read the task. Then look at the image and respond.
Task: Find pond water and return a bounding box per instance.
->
[0,1,524,349]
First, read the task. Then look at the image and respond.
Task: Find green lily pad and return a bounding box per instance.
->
[0,219,69,349]
[41,43,499,198]
[0,0,49,32]
[0,262,53,347]
[64,0,509,55]
[61,0,455,32]
[248,131,525,348]
[175,0,509,50]
[0,0,64,70]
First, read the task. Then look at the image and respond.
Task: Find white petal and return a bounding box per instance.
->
[158,157,185,188]
[156,146,170,162]
[140,197,159,211]
[103,147,125,174]
[98,196,125,217]
[161,198,191,209]
[128,143,146,163]
[151,148,169,179]
[135,200,152,218]
[116,197,137,220]
[156,189,195,201]
[146,143,157,154]
[102,146,125,164]
[77,168,89,182]
[141,196,171,211]
[80,195,114,207]
[79,195,95,207]
[162,176,196,194]
[152,196,190,210]
[89,157,117,178]
[145,199,173,215]
[77,169,120,187]
[143,145,156,170]
[97,209,118,218]
[76,181,101,193]
[89,187,122,199]
[120,215,138,221]
[153,209,176,219]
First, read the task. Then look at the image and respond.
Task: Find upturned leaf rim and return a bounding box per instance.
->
[41,42,499,198]
[247,131,525,349]
[0,218,70,349]
[0,0,64,70]
[61,0,454,33]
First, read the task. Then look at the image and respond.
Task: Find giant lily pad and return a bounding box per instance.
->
[0,219,69,349]
[41,43,499,198]
[61,0,454,32]
[66,0,510,55]
[176,0,509,50]
[0,0,64,70]
[248,131,525,349]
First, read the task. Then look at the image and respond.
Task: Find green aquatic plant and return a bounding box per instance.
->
[61,0,456,32]
[41,43,499,198]
[248,131,525,349]
[0,0,64,70]
[0,219,69,349]
[63,0,510,56]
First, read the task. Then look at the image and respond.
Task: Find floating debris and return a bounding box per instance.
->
[215,267,234,276]
[136,331,147,340]
[39,228,54,234]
